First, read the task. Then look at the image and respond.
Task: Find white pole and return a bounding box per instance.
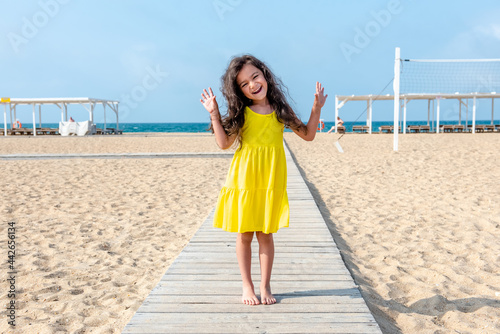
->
[459,99,462,125]
[3,104,7,136]
[103,103,107,132]
[427,99,430,126]
[116,103,119,132]
[436,97,440,133]
[368,97,372,134]
[432,100,435,131]
[88,104,92,122]
[9,104,13,129]
[492,98,494,125]
[39,104,42,128]
[334,96,339,134]
[472,96,476,134]
[393,47,401,151]
[64,103,68,121]
[32,103,37,136]
[465,99,469,129]
[403,97,407,134]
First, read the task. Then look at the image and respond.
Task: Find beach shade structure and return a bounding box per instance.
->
[335,49,500,150]
[334,92,499,136]
[2,97,120,136]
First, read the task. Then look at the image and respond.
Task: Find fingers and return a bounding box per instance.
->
[201,87,215,103]
[316,82,325,95]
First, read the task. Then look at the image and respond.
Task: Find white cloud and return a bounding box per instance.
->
[474,24,500,40]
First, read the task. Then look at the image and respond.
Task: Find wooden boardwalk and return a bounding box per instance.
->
[122,144,382,334]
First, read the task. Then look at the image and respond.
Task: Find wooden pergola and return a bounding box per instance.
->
[1,97,120,136]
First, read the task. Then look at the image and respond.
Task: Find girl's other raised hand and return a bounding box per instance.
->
[313,82,328,110]
[200,87,220,117]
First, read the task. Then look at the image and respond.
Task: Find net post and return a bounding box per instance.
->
[335,95,339,133]
[492,98,494,125]
[393,47,401,151]
[472,95,476,134]
[436,97,440,133]
[32,103,37,137]
[403,97,407,134]
[368,97,373,134]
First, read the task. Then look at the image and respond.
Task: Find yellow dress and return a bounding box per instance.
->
[213,106,289,234]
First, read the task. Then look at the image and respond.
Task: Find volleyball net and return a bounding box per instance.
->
[399,58,500,95]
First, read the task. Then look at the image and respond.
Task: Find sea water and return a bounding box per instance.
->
[7,120,498,133]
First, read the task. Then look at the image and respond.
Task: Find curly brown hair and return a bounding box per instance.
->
[208,54,307,148]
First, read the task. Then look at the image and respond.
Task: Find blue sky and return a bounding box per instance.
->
[1,0,500,124]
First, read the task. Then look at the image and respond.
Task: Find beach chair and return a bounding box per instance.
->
[467,124,486,133]
[379,125,393,133]
[336,126,345,134]
[442,125,454,133]
[407,125,420,133]
[484,125,495,132]
[48,128,59,135]
[352,125,369,133]
[454,125,465,133]
[419,125,430,133]
[495,124,500,132]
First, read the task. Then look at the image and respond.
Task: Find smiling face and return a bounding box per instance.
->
[236,63,268,104]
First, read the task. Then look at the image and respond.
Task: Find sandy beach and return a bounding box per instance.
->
[1,132,499,333]
[0,134,233,333]
[284,132,500,333]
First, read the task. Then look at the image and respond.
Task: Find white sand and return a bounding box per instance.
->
[284,132,500,333]
[0,135,232,333]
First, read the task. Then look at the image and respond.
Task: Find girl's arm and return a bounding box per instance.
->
[201,87,236,150]
[292,82,328,141]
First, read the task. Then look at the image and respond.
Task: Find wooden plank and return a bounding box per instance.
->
[174,251,341,260]
[142,294,366,304]
[126,312,377,324]
[161,266,352,276]
[136,303,370,313]
[150,284,359,295]
[161,274,353,281]
[123,322,382,334]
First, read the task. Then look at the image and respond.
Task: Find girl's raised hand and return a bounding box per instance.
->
[200,87,220,117]
[313,82,328,109]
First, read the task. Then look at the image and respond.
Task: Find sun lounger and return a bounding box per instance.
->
[336,126,345,134]
[419,125,430,133]
[484,125,495,132]
[379,125,393,133]
[467,124,486,133]
[11,128,33,135]
[407,125,420,133]
[442,124,455,133]
[379,125,401,133]
[352,125,369,133]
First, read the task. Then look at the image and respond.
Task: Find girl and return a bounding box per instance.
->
[200,55,327,305]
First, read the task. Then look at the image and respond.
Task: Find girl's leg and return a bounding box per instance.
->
[256,232,277,305]
[236,232,260,305]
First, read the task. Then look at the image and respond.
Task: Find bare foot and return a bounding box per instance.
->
[260,285,276,305]
[242,284,260,305]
